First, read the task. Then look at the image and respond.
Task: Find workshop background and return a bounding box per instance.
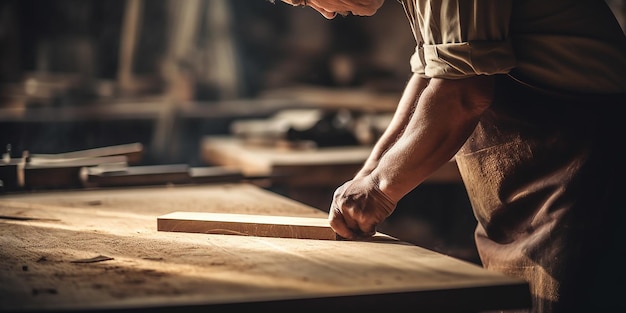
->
[1,0,625,265]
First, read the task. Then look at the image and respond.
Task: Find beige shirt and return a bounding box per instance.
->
[403,0,626,94]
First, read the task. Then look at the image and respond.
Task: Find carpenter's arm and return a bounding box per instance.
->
[374,75,494,202]
[355,73,429,179]
[329,75,494,239]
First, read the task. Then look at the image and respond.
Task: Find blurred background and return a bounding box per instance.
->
[0,0,417,161]
[1,0,624,263]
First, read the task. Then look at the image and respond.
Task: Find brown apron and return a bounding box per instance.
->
[454,75,625,313]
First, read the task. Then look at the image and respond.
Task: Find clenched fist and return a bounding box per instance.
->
[328,176,397,240]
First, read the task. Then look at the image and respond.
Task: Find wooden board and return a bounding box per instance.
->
[201,136,367,185]
[22,155,128,190]
[0,184,530,313]
[158,211,337,240]
[29,142,144,165]
[82,165,244,187]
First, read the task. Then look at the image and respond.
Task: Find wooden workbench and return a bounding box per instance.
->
[200,136,462,210]
[0,184,529,313]
[201,136,462,187]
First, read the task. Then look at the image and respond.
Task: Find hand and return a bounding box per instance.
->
[328,176,397,240]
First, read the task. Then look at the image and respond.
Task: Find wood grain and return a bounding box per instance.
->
[158,211,337,240]
[0,184,530,312]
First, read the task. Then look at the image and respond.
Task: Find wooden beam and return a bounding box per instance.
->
[117,0,143,93]
[157,211,337,240]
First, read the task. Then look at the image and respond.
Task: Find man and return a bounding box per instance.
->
[276,1,626,312]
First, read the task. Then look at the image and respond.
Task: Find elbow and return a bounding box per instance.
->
[431,76,495,116]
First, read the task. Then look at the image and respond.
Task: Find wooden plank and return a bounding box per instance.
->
[83,163,190,187]
[29,142,144,165]
[157,211,337,240]
[21,155,128,190]
[200,136,376,186]
[82,165,245,187]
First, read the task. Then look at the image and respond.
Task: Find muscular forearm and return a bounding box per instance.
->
[356,73,430,178]
[371,76,495,202]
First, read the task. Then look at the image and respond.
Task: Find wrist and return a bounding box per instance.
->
[355,162,377,178]
[369,172,402,205]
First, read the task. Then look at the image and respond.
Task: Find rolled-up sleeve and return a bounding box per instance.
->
[409,0,516,78]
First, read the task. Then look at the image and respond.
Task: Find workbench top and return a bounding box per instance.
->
[0,184,529,312]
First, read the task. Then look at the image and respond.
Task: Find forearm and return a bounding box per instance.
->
[371,76,495,202]
[356,73,430,178]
